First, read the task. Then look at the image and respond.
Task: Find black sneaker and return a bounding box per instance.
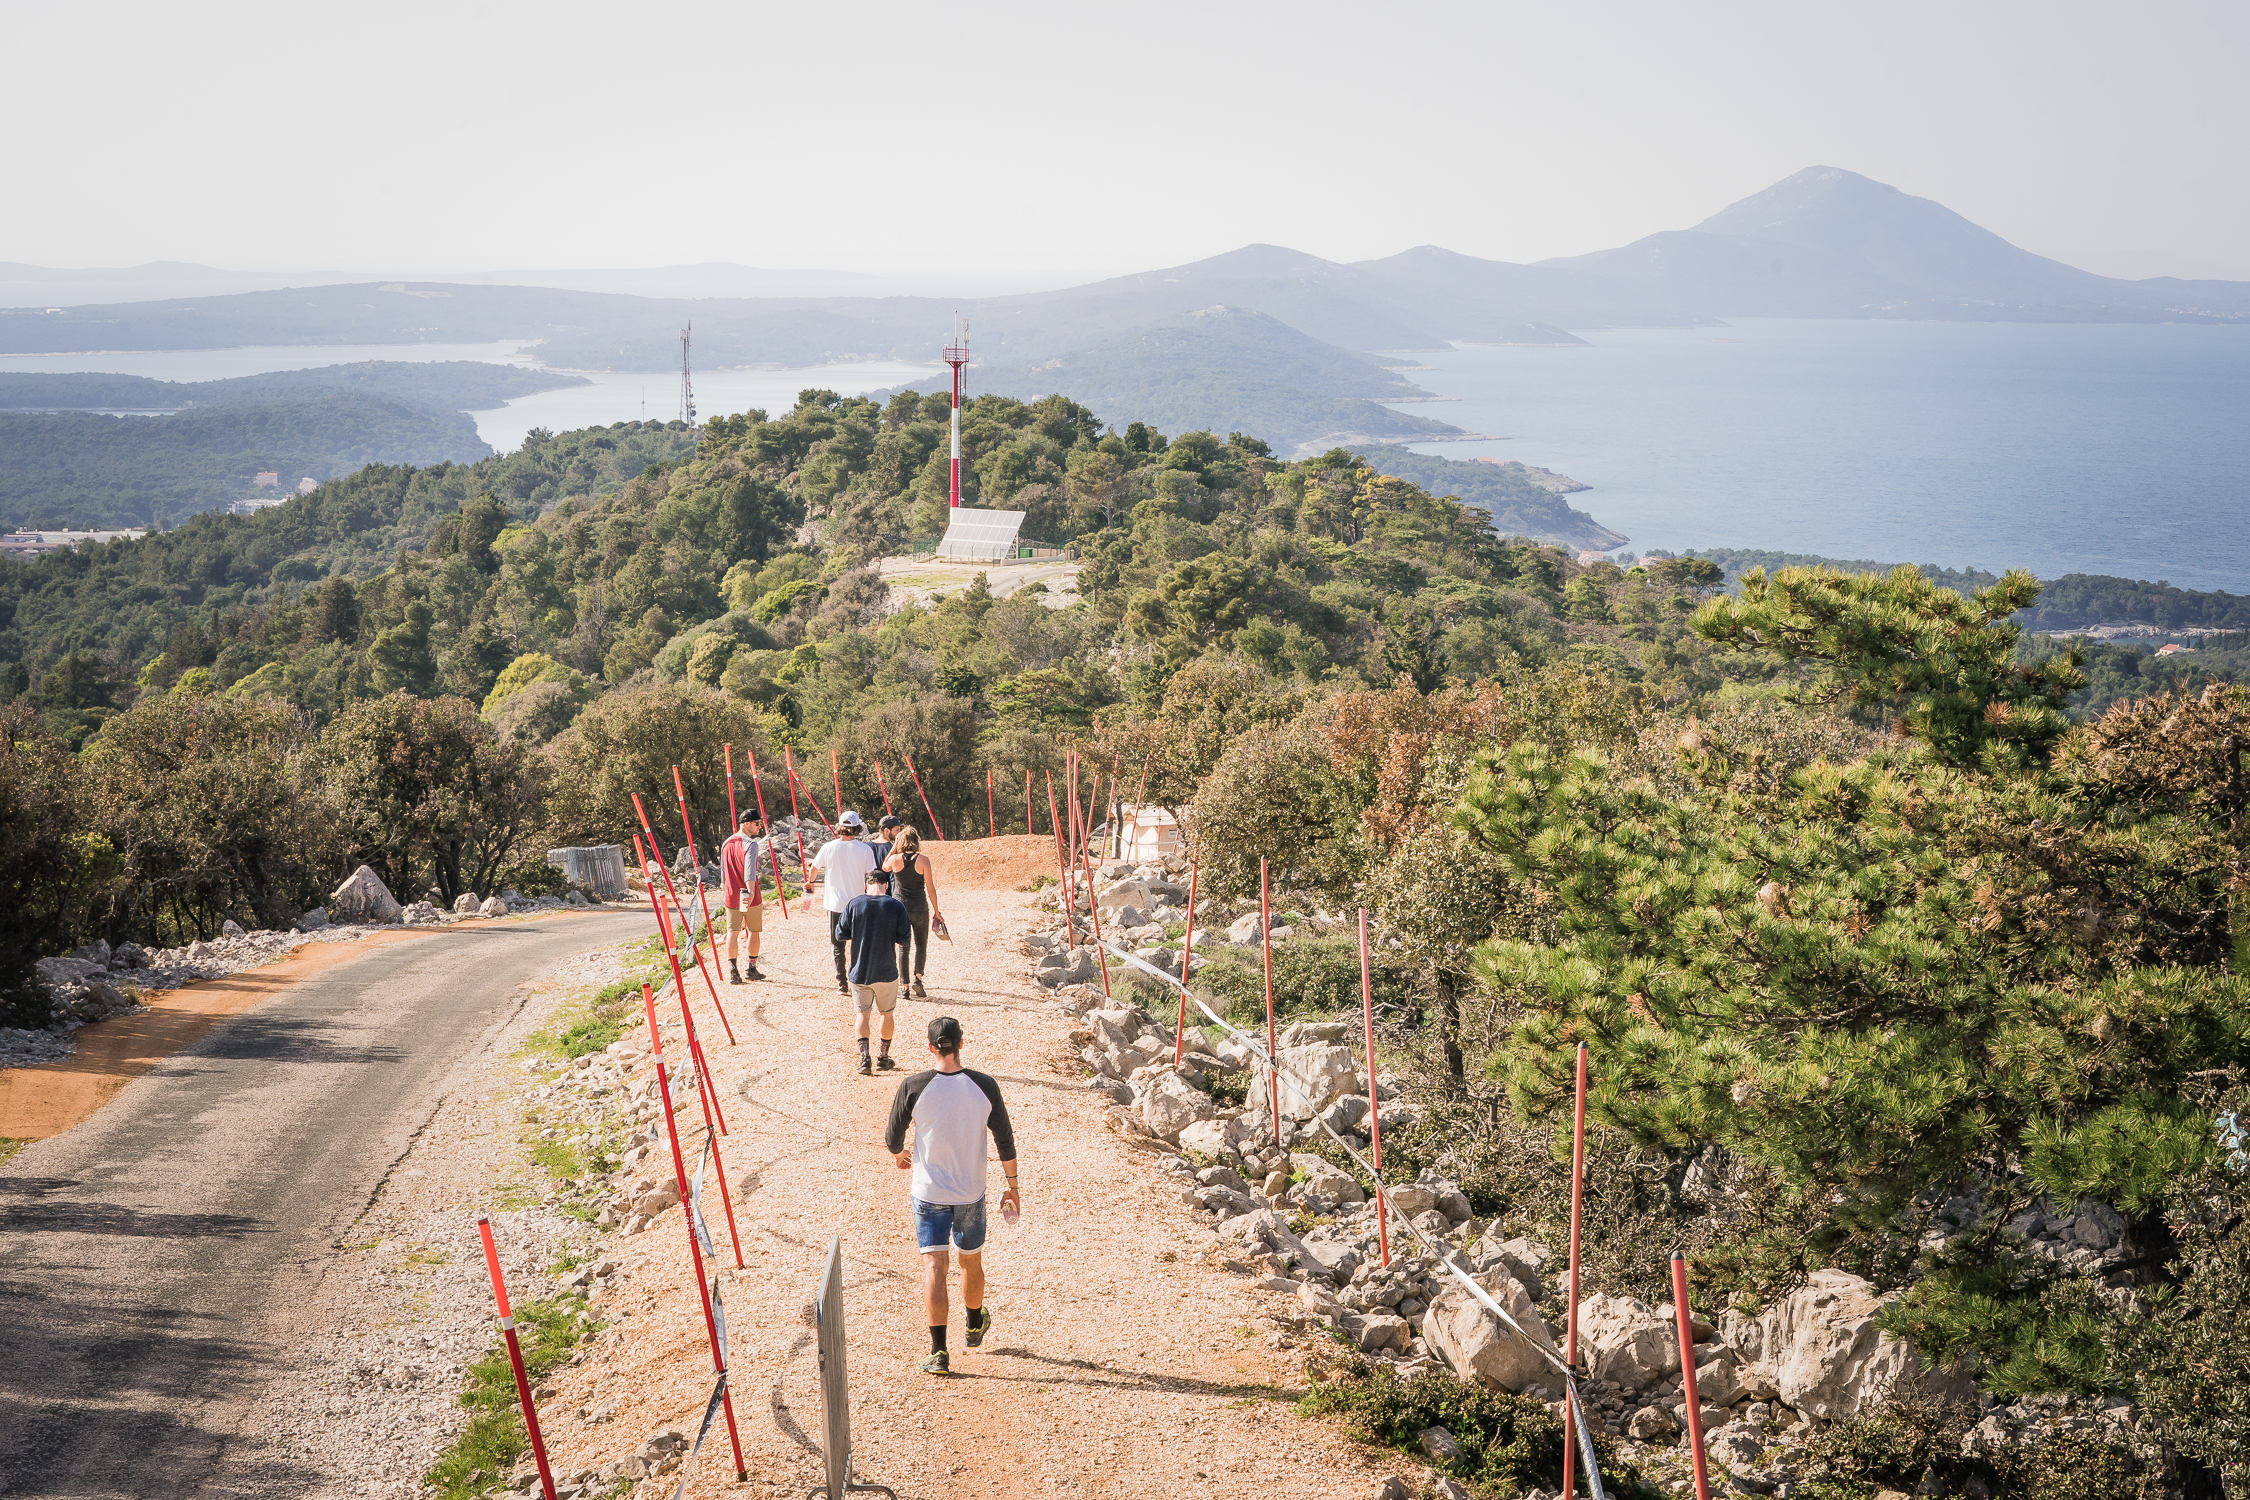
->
[966,1307,992,1348]
[743,964,765,982]
[911,978,928,999]
[877,1054,897,1071]
[917,1350,950,1375]
[728,963,743,985]
[856,1054,872,1076]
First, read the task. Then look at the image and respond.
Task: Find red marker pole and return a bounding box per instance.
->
[741,750,789,921]
[792,828,812,913]
[671,982,745,1267]
[1673,1252,1712,1500]
[1172,860,1198,1066]
[1360,908,1389,1268]
[872,761,895,816]
[1045,773,1075,947]
[631,837,730,1136]
[1261,856,1278,1147]
[631,793,734,1043]
[639,984,748,1482]
[723,744,740,828]
[1562,1042,1589,1500]
[1077,842,1113,1001]
[672,766,736,1042]
[903,754,945,840]
[475,1216,558,1500]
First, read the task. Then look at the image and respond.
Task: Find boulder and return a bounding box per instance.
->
[1627,1405,1680,1442]
[1217,1208,1308,1263]
[35,956,105,989]
[1384,1182,1439,1218]
[453,893,481,914]
[1278,1020,1353,1048]
[329,865,402,924]
[294,907,331,932]
[1193,1184,1260,1218]
[1354,1310,1409,1354]
[1096,880,1154,921]
[400,901,446,926]
[1317,1094,1371,1136]
[1576,1294,1678,1391]
[1255,1043,1360,1119]
[1176,1119,1238,1161]
[222,919,244,937]
[1139,1071,1218,1142]
[1418,1426,1463,1463]
[1226,911,1270,944]
[1719,1268,1973,1422]
[1421,1266,1559,1392]
[479,896,509,918]
[1483,1235,1552,1303]
[1085,1077,1133,1106]
[1301,1166,1365,1208]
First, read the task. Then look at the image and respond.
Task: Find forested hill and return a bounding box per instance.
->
[1354,445,1626,552]
[0,362,590,531]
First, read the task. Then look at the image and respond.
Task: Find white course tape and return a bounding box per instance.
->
[1098,940,1609,1500]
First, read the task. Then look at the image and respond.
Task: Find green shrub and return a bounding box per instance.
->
[425,1294,596,1499]
[1193,935,1414,1029]
[1794,1391,2146,1500]
[1300,1352,1647,1500]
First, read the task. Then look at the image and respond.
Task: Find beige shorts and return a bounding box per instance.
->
[851,980,898,1014]
[728,903,764,932]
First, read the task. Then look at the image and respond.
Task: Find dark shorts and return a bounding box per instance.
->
[911,1195,987,1254]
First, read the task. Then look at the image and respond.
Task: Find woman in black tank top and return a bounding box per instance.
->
[883,827,941,995]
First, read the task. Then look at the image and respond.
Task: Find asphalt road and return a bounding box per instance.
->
[0,913,643,1499]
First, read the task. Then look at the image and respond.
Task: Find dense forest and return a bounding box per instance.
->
[6,384,2250,1492]
[0,361,588,531]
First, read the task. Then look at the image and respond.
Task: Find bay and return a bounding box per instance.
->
[1393,320,2250,591]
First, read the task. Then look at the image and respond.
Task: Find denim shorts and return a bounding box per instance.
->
[911,1194,986,1254]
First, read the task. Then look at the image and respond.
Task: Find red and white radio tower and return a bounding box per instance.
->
[942,318,970,508]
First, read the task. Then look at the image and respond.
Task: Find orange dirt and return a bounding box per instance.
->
[923,833,1069,895]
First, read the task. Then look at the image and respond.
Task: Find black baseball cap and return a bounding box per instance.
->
[879,814,902,830]
[929,1016,963,1051]
[738,810,762,826]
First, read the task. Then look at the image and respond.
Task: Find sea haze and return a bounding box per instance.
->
[1396,320,2250,591]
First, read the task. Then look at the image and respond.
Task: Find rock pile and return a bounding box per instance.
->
[1024,856,1354,991]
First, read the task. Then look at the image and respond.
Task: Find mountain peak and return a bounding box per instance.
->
[1691,166,1913,239]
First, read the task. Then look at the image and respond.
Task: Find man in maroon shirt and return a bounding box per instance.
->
[719,811,767,983]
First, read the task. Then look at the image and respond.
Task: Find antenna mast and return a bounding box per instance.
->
[942,316,970,509]
[678,322,696,426]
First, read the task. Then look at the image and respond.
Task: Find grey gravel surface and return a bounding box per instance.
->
[0,912,643,1499]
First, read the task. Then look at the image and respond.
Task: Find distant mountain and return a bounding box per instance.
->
[1541,166,2250,323]
[0,360,584,413]
[893,306,1473,452]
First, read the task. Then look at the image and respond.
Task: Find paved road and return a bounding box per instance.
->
[0,913,642,1499]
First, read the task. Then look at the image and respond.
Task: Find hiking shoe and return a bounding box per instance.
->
[743,964,765,981]
[856,1054,872,1076]
[877,1054,897,1071]
[917,1350,950,1375]
[911,978,928,999]
[728,963,743,985]
[965,1307,992,1348]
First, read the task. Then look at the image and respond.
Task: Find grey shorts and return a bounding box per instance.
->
[851,980,898,1014]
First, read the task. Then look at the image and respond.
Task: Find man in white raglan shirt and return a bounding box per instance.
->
[885,1015,1019,1375]
[810,810,878,994]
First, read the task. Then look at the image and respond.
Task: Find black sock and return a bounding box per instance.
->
[879,1037,891,1056]
[857,1037,870,1057]
[930,1325,946,1353]
[967,1306,986,1330]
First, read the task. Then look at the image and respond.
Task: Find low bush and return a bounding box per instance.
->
[1795,1391,2148,1500]
[425,1293,596,1500]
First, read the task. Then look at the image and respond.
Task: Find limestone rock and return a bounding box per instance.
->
[1373,1478,1411,1500]
[479,896,509,918]
[1719,1269,1973,1422]
[329,865,402,924]
[454,893,481,914]
[294,907,330,932]
[1254,1043,1359,1120]
[1422,1266,1559,1392]
[1577,1294,1680,1391]
[1139,1071,1218,1142]
[1355,1310,1409,1354]
[1418,1425,1462,1463]
[400,901,447,926]
[221,919,245,937]
[1627,1405,1680,1441]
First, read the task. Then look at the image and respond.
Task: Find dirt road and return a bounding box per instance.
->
[0,912,644,1499]
[542,877,1395,1498]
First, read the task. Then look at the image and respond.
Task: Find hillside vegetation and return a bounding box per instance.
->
[5,387,2250,1493]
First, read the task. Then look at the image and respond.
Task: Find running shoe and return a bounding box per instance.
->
[856,1054,872,1076]
[837,979,850,996]
[877,1054,897,1071]
[911,978,928,999]
[917,1350,950,1375]
[743,964,765,981]
[966,1307,992,1348]
[728,964,742,985]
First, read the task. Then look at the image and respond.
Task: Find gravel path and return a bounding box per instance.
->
[529,883,1397,1499]
[0,912,644,1499]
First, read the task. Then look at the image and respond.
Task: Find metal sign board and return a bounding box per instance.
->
[808,1238,894,1500]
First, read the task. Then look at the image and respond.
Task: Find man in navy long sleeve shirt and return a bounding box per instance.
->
[842,870,912,1074]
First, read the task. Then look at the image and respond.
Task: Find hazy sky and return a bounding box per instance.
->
[10,0,2246,283]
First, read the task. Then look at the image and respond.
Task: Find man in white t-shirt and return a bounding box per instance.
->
[885,1015,1019,1375]
[810,810,878,994]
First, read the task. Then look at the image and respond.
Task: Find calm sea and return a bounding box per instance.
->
[1392,320,2250,590]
